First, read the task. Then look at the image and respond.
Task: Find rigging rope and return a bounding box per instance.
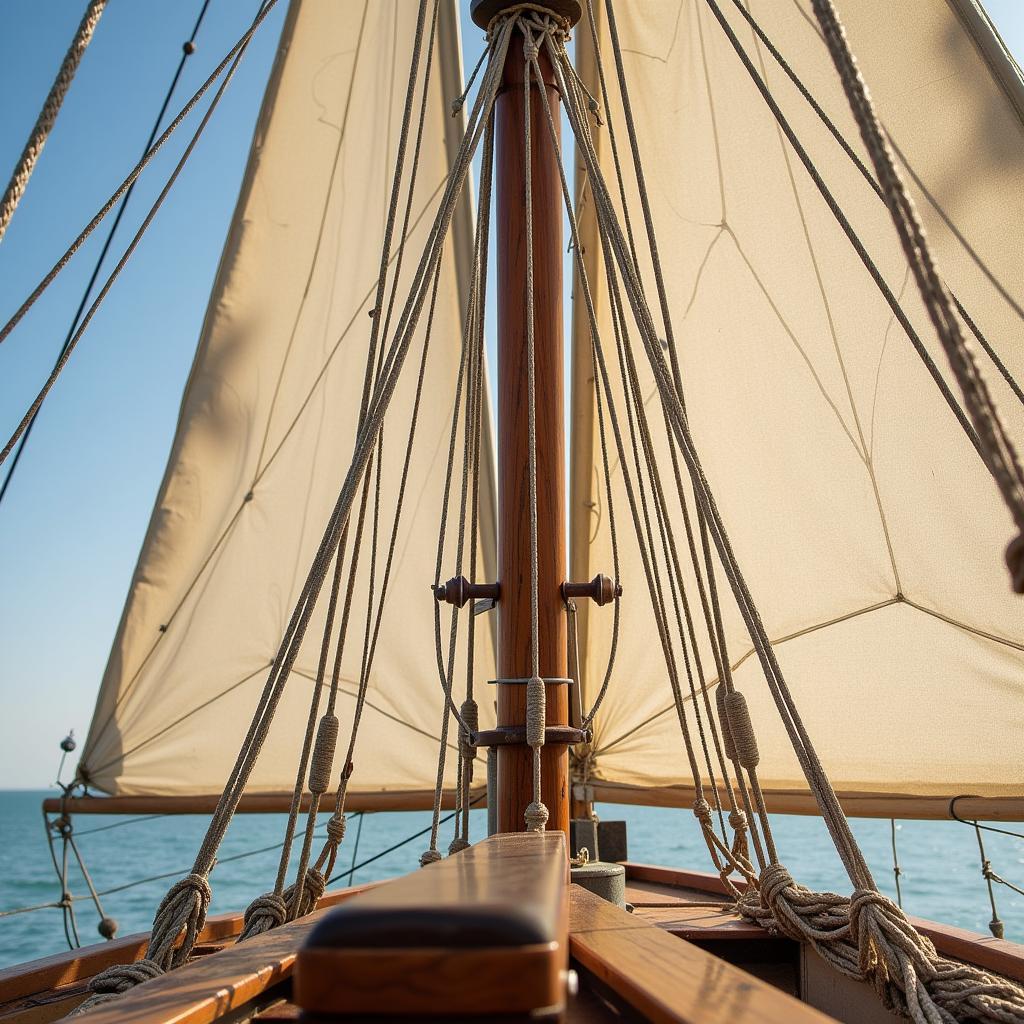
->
[0,0,107,243]
[73,12,514,1012]
[0,0,213,508]
[808,0,1024,596]
[0,0,284,473]
[553,2,1024,1019]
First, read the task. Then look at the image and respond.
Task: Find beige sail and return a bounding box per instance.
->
[79,0,498,799]
[571,0,1024,815]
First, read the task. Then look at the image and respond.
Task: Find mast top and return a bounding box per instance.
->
[469,0,582,30]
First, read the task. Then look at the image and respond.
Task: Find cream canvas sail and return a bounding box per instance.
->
[571,0,1024,810]
[79,0,498,799]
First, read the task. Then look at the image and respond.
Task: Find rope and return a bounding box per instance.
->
[562,3,1024,1019]
[0,0,107,243]
[0,0,213,507]
[810,0,1024,594]
[718,0,1024,416]
[890,820,904,910]
[521,15,547,833]
[0,0,283,472]
[80,9,511,1006]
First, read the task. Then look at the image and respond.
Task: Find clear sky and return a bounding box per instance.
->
[1,0,1023,792]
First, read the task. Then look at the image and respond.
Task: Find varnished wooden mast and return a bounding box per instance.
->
[477,1,578,839]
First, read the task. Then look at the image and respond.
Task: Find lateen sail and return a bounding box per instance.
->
[571,0,1024,809]
[80,0,498,799]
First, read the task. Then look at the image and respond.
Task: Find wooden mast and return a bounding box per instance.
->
[471,0,581,840]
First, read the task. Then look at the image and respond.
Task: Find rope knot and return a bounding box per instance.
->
[450,98,464,117]
[239,892,287,940]
[75,958,164,1012]
[326,813,347,844]
[285,868,326,920]
[420,848,442,867]
[148,872,212,970]
[728,809,747,831]
[523,38,540,63]
[759,862,796,910]
[692,798,713,826]
[848,886,904,943]
[448,837,471,855]
[525,800,549,832]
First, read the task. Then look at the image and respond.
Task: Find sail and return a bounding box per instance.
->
[79,0,498,799]
[571,0,1024,813]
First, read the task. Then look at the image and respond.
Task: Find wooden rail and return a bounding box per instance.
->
[569,885,832,1024]
[585,784,1024,822]
[41,788,484,816]
[0,887,369,1024]
[294,831,568,1017]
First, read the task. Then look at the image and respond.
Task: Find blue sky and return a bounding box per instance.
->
[1,1,1022,791]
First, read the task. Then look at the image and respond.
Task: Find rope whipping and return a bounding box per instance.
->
[0,0,107,243]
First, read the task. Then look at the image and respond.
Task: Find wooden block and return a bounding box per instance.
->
[294,832,568,1017]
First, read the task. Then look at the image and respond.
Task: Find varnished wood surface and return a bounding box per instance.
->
[43,906,328,1024]
[585,783,1024,822]
[625,879,729,908]
[42,788,482,817]
[911,916,1024,984]
[569,885,834,1024]
[495,30,570,837]
[0,887,370,1023]
[297,943,562,1016]
[295,832,568,1016]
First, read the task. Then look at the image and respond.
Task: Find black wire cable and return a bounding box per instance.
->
[0,0,213,508]
[328,794,486,886]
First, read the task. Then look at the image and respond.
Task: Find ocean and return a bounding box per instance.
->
[1,789,1021,971]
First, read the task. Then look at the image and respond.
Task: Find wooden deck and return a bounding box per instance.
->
[3,857,1023,1023]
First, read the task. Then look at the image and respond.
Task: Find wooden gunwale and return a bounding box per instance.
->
[623,863,1024,984]
[582,784,1024,822]
[4,860,1023,1023]
[569,885,832,1024]
[0,886,370,1020]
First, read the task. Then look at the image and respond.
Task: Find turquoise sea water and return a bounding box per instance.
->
[1,789,1021,971]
